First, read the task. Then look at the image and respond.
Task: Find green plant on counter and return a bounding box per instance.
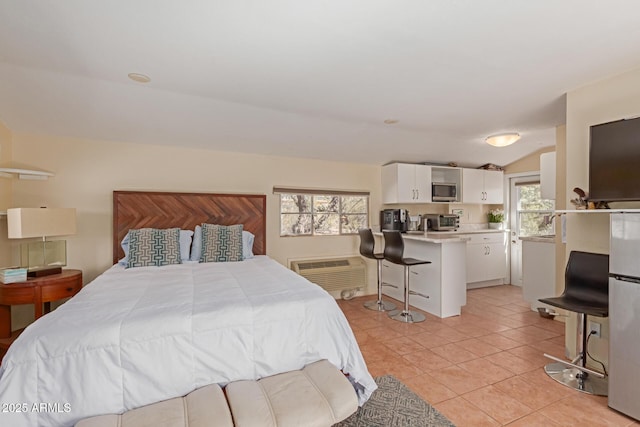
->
[488,209,505,223]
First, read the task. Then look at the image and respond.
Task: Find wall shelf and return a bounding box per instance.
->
[556,209,640,214]
[0,166,54,180]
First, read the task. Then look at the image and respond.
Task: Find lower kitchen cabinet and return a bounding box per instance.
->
[379,237,466,318]
[463,232,507,288]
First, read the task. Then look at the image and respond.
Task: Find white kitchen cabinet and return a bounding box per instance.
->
[522,238,556,311]
[381,163,432,203]
[540,152,556,200]
[462,169,504,204]
[462,232,507,287]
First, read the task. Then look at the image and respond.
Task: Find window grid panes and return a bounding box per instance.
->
[280,194,368,236]
[517,183,555,237]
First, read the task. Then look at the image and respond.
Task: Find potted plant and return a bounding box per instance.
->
[488,209,505,229]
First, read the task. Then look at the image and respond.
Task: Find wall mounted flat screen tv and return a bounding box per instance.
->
[589,116,640,202]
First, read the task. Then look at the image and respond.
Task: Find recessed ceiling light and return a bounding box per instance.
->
[128,73,151,83]
[485,132,521,147]
[384,119,399,125]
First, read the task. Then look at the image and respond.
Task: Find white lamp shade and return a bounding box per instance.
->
[485,133,521,147]
[7,208,76,239]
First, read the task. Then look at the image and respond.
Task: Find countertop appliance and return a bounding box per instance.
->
[380,209,408,232]
[408,215,421,232]
[424,214,459,231]
[432,182,457,202]
[608,213,640,421]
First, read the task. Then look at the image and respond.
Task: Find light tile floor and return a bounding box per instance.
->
[337,285,639,427]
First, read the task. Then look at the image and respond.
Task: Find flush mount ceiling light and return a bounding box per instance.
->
[127,73,151,83]
[485,132,521,147]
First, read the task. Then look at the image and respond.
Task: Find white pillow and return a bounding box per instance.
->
[190,225,255,261]
[119,229,194,265]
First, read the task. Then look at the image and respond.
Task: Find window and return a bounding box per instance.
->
[278,191,369,236]
[516,182,555,237]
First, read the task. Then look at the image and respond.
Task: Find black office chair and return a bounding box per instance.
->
[538,250,609,396]
[382,230,431,323]
[358,229,396,312]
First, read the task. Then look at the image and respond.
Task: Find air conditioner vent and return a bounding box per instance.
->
[297,260,350,270]
[290,256,366,293]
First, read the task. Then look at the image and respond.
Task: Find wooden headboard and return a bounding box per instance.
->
[113,191,267,264]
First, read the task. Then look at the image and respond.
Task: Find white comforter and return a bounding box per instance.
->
[0,256,376,427]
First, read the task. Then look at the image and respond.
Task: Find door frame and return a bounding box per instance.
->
[504,172,542,287]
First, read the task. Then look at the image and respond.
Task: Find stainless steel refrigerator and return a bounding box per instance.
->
[609,213,640,421]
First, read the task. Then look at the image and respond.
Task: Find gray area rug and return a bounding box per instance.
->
[335,375,456,427]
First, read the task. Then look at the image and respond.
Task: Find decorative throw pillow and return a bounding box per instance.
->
[126,228,181,268]
[190,225,255,261]
[120,229,193,265]
[200,223,243,262]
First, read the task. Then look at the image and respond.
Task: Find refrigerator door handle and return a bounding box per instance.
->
[610,273,640,284]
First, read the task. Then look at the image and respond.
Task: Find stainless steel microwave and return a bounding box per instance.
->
[432,182,457,202]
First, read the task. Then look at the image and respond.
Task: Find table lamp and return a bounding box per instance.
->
[7,207,76,277]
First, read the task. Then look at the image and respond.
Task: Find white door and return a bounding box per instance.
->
[508,175,555,286]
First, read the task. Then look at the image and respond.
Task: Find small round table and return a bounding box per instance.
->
[0,269,82,353]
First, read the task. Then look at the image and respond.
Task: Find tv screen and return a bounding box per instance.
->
[589,117,640,202]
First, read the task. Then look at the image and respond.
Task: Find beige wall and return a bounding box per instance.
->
[10,132,382,283]
[0,122,13,267]
[503,146,555,175]
[564,66,640,369]
[554,126,567,298]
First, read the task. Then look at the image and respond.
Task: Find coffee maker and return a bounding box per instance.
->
[380,209,408,232]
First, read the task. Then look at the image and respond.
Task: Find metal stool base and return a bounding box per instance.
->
[543,362,608,396]
[388,309,425,323]
[364,299,396,312]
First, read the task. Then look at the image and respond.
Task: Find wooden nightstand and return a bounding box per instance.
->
[0,269,82,356]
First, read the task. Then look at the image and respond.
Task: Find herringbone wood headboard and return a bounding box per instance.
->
[113,191,267,264]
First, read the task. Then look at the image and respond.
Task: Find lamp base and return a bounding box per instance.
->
[27,266,62,278]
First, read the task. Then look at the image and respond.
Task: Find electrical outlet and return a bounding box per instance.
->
[451,209,464,217]
[589,321,601,338]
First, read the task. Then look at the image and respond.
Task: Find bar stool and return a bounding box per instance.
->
[538,250,609,396]
[358,229,397,311]
[382,230,431,323]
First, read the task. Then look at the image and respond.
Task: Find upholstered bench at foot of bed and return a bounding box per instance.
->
[225,359,357,427]
[75,383,233,427]
[75,360,357,427]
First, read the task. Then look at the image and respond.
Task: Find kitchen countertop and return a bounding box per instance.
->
[423,229,509,235]
[373,231,465,244]
[373,228,509,244]
[520,235,556,243]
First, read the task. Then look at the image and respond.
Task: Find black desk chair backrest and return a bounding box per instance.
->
[382,230,405,264]
[358,229,379,260]
[563,251,609,313]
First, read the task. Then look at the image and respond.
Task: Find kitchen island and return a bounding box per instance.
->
[373,232,467,318]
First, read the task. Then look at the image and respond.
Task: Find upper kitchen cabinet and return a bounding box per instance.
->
[382,163,432,203]
[462,169,504,204]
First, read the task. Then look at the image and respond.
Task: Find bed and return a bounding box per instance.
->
[0,191,376,427]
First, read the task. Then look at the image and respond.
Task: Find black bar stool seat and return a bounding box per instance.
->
[382,230,431,323]
[358,229,396,312]
[538,250,609,396]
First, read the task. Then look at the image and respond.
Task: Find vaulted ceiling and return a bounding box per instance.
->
[2,1,640,166]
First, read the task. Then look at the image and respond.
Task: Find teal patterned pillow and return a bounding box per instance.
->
[126,228,181,268]
[200,223,243,262]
